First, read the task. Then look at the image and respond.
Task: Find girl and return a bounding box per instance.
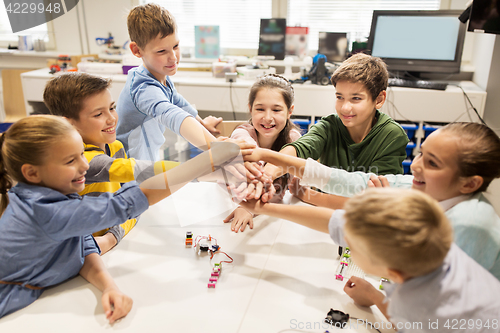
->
[0,115,243,319]
[223,74,301,232]
[243,122,500,279]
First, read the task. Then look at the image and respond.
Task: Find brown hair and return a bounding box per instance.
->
[127,3,177,49]
[344,188,453,277]
[248,74,299,152]
[0,115,75,215]
[43,72,111,120]
[330,53,388,101]
[440,122,500,192]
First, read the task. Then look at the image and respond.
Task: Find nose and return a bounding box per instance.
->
[410,153,421,174]
[168,49,177,62]
[79,154,89,173]
[106,111,116,125]
[340,101,352,112]
[263,110,273,122]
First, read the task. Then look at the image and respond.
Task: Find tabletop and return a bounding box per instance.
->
[0,183,392,333]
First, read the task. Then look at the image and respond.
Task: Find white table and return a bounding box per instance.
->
[0,183,391,333]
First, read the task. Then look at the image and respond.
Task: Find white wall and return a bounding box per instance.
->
[52,0,137,54]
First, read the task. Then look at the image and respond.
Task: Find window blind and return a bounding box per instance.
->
[0,7,48,43]
[140,0,272,50]
[287,0,441,51]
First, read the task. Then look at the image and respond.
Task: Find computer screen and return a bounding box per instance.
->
[367,10,466,76]
[468,0,500,35]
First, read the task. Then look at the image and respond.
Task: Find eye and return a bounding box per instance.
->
[173,44,179,49]
[428,160,438,167]
[273,109,282,112]
[336,95,343,100]
[352,97,361,101]
[157,49,165,54]
[110,105,116,111]
[94,112,102,118]
[256,108,265,112]
[66,158,75,165]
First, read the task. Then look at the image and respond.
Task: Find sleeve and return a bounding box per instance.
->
[370,129,409,175]
[133,81,196,135]
[301,158,414,197]
[105,217,138,243]
[230,127,258,146]
[87,152,180,184]
[168,77,198,118]
[83,234,100,256]
[283,120,330,160]
[34,182,149,241]
[328,209,348,247]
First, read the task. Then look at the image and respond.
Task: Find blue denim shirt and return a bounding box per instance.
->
[0,181,149,318]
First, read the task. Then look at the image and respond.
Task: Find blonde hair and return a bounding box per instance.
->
[344,188,453,276]
[330,53,388,101]
[127,3,177,49]
[0,115,75,215]
[440,122,500,192]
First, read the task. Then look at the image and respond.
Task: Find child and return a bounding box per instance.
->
[223,74,301,232]
[0,115,242,319]
[44,72,180,254]
[116,3,222,161]
[259,53,409,204]
[239,188,500,331]
[244,122,500,279]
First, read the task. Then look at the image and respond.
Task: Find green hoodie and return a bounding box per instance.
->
[284,111,409,175]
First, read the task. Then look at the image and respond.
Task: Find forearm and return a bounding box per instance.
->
[261,149,306,179]
[300,189,349,210]
[180,116,216,150]
[372,291,390,322]
[79,253,118,292]
[259,203,333,234]
[263,145,298,180]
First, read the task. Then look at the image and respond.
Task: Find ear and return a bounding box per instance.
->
[385,268,407,284]
[459,175,484,194]
[21,164,41,184]
[129,42,142,58]
[287,104,294,119]
[375,90,387,109]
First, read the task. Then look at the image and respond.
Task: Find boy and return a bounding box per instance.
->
[260,53,409,205]
[116,3,221,161]
[44,72,180,254]
[239,189,500,332]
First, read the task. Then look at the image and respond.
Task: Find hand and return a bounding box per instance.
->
[368,175,390,188]
[95,233,118,255]
[101,287,133,324]
[201,115,223,135]
[343,276,382,307]
[287,176,310,201]
[243,147,267,163]
[223,207,254,232]
[237,198,268,216]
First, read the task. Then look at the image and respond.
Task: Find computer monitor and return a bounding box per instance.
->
[367,10,466,77]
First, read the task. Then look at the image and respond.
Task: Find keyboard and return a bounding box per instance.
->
[388,78,448,91]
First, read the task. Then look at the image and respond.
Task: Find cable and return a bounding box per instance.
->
[448,83,486,125]
[229,81,237,120]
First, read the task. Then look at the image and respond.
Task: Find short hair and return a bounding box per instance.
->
[439,122,500,192]
[344,188,453,277]
[43,72,111,120]
[330,53,388,101]
[127,4,177,49]
[0,115,76,215]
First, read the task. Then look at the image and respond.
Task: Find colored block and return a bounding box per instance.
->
[208,283,216,288]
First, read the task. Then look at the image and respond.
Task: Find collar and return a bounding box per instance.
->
[439,194,471,211]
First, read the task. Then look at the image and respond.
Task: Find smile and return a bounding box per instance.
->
[413,178,425,185]
[103,126,115,133]
[261,124,276,129]
[73,175,86,183]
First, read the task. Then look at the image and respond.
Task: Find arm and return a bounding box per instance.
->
[79,253,132,324]
[223,207,254,233]
[288,176,348,209]
[238,199,334,234]
[179,116,217,151]
[196,115,223,135]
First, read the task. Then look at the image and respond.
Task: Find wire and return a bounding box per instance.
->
[229,81,237,120]
[447,83,486,125]
[350,317,382,333]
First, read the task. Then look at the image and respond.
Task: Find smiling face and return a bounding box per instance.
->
[249,88,293,149]
[335,80,385,142]
[68,89,117,150]
[131,33,180,83]
[36,129,89,195]
[410,130,465,201]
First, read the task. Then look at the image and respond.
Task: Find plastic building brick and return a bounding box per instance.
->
[209,277,218,282]
[185,231,193,246]
[208,283,216,288]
